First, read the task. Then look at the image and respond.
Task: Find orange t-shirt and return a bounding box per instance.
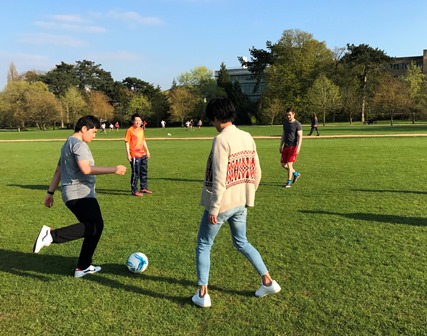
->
[125,126,146,158]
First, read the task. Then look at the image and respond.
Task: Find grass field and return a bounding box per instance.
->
[0,126,426,335]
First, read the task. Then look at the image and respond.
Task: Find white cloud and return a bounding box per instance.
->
[34,20,106,33]
[50,14,84,23]
[17,33,87,47]
[107,10,163,26]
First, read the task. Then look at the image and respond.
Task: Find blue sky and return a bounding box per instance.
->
[1,0,427,90]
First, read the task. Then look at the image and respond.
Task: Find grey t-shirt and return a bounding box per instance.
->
[283,120,302,147]
[59,136,96,203]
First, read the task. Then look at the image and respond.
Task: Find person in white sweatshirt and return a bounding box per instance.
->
[192,98,281,308]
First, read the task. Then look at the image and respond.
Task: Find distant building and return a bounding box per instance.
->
[214,67,266,101]
[389,49,427,76]
[218,50,427,101]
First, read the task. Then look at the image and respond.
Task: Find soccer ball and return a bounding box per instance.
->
[126,252,148,273]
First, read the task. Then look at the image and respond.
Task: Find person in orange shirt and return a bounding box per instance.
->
[125,113,152,197]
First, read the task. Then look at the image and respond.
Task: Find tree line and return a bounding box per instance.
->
[1,28,427,130]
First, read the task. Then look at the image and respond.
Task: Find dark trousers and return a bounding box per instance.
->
[130,156,148,193]
[50,198,104,270]
[308,126,319,136]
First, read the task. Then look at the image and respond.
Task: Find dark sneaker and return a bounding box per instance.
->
[133,192,144,197]
[74,265,101,278]
[33,225,53,253]
[292,173,301,184]
[140,189,153,194]
[255,280,281,298]
[191,290,211,308]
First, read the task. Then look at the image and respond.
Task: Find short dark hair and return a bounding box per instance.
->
[205,98,236,123]
[131,113,142,121]
[74,115,101,132]
[286,107,295,114]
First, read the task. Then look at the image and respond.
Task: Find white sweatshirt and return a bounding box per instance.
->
[200,125,261,216]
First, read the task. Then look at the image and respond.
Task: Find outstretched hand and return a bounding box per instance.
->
[115,165,127,175]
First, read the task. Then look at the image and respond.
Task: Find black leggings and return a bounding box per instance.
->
[50,198,104,270]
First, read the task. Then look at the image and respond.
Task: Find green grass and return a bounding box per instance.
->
[0,133,426,335]
[1,122,427,141]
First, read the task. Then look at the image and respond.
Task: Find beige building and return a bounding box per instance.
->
[390,49,427,76]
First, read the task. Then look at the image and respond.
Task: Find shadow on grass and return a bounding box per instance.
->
[0,249,252,304]
[352,188,427,195]
[6,184,130,196]
[300,210,426,227]
[149,177,203,183]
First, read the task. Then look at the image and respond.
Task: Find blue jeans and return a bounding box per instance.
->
[130,156,148,193]
[195,206,268,285]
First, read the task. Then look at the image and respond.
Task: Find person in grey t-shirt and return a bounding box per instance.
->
[32,115,127,278]
[279,107,303,188]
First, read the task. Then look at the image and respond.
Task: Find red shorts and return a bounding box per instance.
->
[281,146,298,164]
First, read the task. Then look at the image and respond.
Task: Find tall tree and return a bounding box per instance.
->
[25,83,62,130]
[306,74,341,126]
[168,87,196,127]
[61,87,87,127]
[340,44,391,123]
[75,60,115,98]
[7,63,20,84]
[86,90,114,121]
[260,98,283,125]
[372,74,410,125]
[40,62,79,97]
[128,95,152,121]
[240,29,334,112]
[402,62,427,124]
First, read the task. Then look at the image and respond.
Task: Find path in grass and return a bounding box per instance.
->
[1,133,427,143]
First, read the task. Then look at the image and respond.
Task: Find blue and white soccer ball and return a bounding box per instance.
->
[126,252,149,273]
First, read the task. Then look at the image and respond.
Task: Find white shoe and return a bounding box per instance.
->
[74,265,102,278]
[255,280,281,298]
[33,225,53,253]
[191,290,211,308]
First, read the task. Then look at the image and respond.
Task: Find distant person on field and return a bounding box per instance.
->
[115,121,120,131]
[33,115,127,278]
[101,122,107,133]
[161,120,166,129]
[125,113,152,197]
[280,107,302,188]
[198,119,203,129]
[192,98,281,308]
[109,123,114,132]
[308,113,320,136]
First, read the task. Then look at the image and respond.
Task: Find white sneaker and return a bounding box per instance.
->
[33,225,53,253]
[191,290,211,308]
[74,265,102,278]
[255,280,281,298]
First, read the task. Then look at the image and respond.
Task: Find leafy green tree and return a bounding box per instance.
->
[2,81,30,129]
[110,81,133,123]
[40,62,79,97]
[177,66,224,121]
[260,98,283,125]
[372,74,410,125]
[168,87,196,127]
[306,74,341,126]
[340,44,392,123]
[87,90,115,122]
[61,87,87,127]
[75,60,115,98]
[128,95,152,121]
[240,29,334,113]
[402,62,427,123]
[25,82,62,130]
